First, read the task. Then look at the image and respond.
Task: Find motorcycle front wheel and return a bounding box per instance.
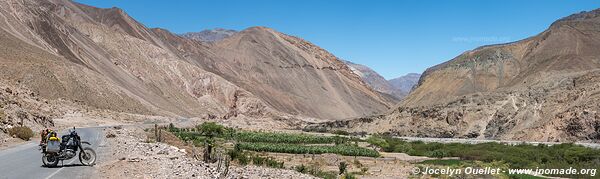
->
[79,147,96,166]
[42,154,59,167]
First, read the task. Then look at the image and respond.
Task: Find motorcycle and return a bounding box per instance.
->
[40,127,97,167]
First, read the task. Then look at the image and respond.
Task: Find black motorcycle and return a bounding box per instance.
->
[40,127,97,167]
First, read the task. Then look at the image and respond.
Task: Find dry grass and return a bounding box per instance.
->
[8,126,34,141]
[146,128,196,158]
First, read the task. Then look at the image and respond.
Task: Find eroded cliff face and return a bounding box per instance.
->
[0,0,393,124]
[308,9,600,142]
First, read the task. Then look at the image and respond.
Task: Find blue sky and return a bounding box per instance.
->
[75,0,599,79]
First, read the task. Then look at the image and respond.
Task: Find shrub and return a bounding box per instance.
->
[308,166,337,179]
[237,153,249,165]
[333,130,350,136]
[168,123,177,132]
[366,136,389,150]
[295,164,337,179]
[196,122,224,138]
[295,164,307,173]
[393,143,414,154]
[265,157,284,168]
[228,144,243,159]
[8,126,34,141]
[339,161,347,174]
[342,173,356,179]
[426,149,450,158]
[251,155,266,166]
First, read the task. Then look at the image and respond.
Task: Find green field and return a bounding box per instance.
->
[170,124,379,157]
[233,131,347,144]
[237,142,380,157]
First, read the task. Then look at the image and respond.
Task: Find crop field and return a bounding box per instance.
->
[170,124,379,157]
[237,142,380,157]
[233,131,347,144]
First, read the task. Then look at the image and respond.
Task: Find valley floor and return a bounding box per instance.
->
[99,125,317,179]
[1,109,598,179]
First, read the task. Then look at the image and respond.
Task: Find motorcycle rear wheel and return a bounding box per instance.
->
[79,147,96,166]
[42,154,59,167]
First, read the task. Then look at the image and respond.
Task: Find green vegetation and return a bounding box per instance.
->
[237,142,379,157]
[339,161,347,174]
[368,135,600,178]
[342,172,357,179]
[417,159,464,166]
[196,122,225,138]
[332,130,350,136]
[168,122,379,179]
[8,126,34,140]
[234,131,346,144]
[294,164,338,179]
[226,144,283,168]
[252,155,284,168]
[170,123,379,157]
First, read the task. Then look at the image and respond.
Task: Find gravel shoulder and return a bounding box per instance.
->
[99,126,317,179]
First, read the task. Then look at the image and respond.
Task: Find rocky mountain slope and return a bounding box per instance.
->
[388,73,421,97]
[202,28,395,119]
[343,60,401,98]
[0,80,57,133]
[181,28,237,42]
[343,60,419,99]
[308,8,600,142]
[0,0,393,126]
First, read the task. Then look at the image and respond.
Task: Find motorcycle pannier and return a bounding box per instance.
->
[47,140,60,153]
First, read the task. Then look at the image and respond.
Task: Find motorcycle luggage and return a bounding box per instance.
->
[47,140,60,153]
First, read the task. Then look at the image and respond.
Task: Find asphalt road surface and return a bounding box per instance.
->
[0,127,106,179]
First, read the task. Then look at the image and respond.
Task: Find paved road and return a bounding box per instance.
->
[0,127,106,179]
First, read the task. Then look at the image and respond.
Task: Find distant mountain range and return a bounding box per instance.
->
[343,60,420,99]
[388,73,421,98]
[180,28,237,42]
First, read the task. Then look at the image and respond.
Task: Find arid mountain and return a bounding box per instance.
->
[307,9,600,142]
[388,73,421,97]
[203,28,395,119]
[181,28,237,42]
[0,0,392,126]
[342,60,420,99]
[343,60,402,99]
